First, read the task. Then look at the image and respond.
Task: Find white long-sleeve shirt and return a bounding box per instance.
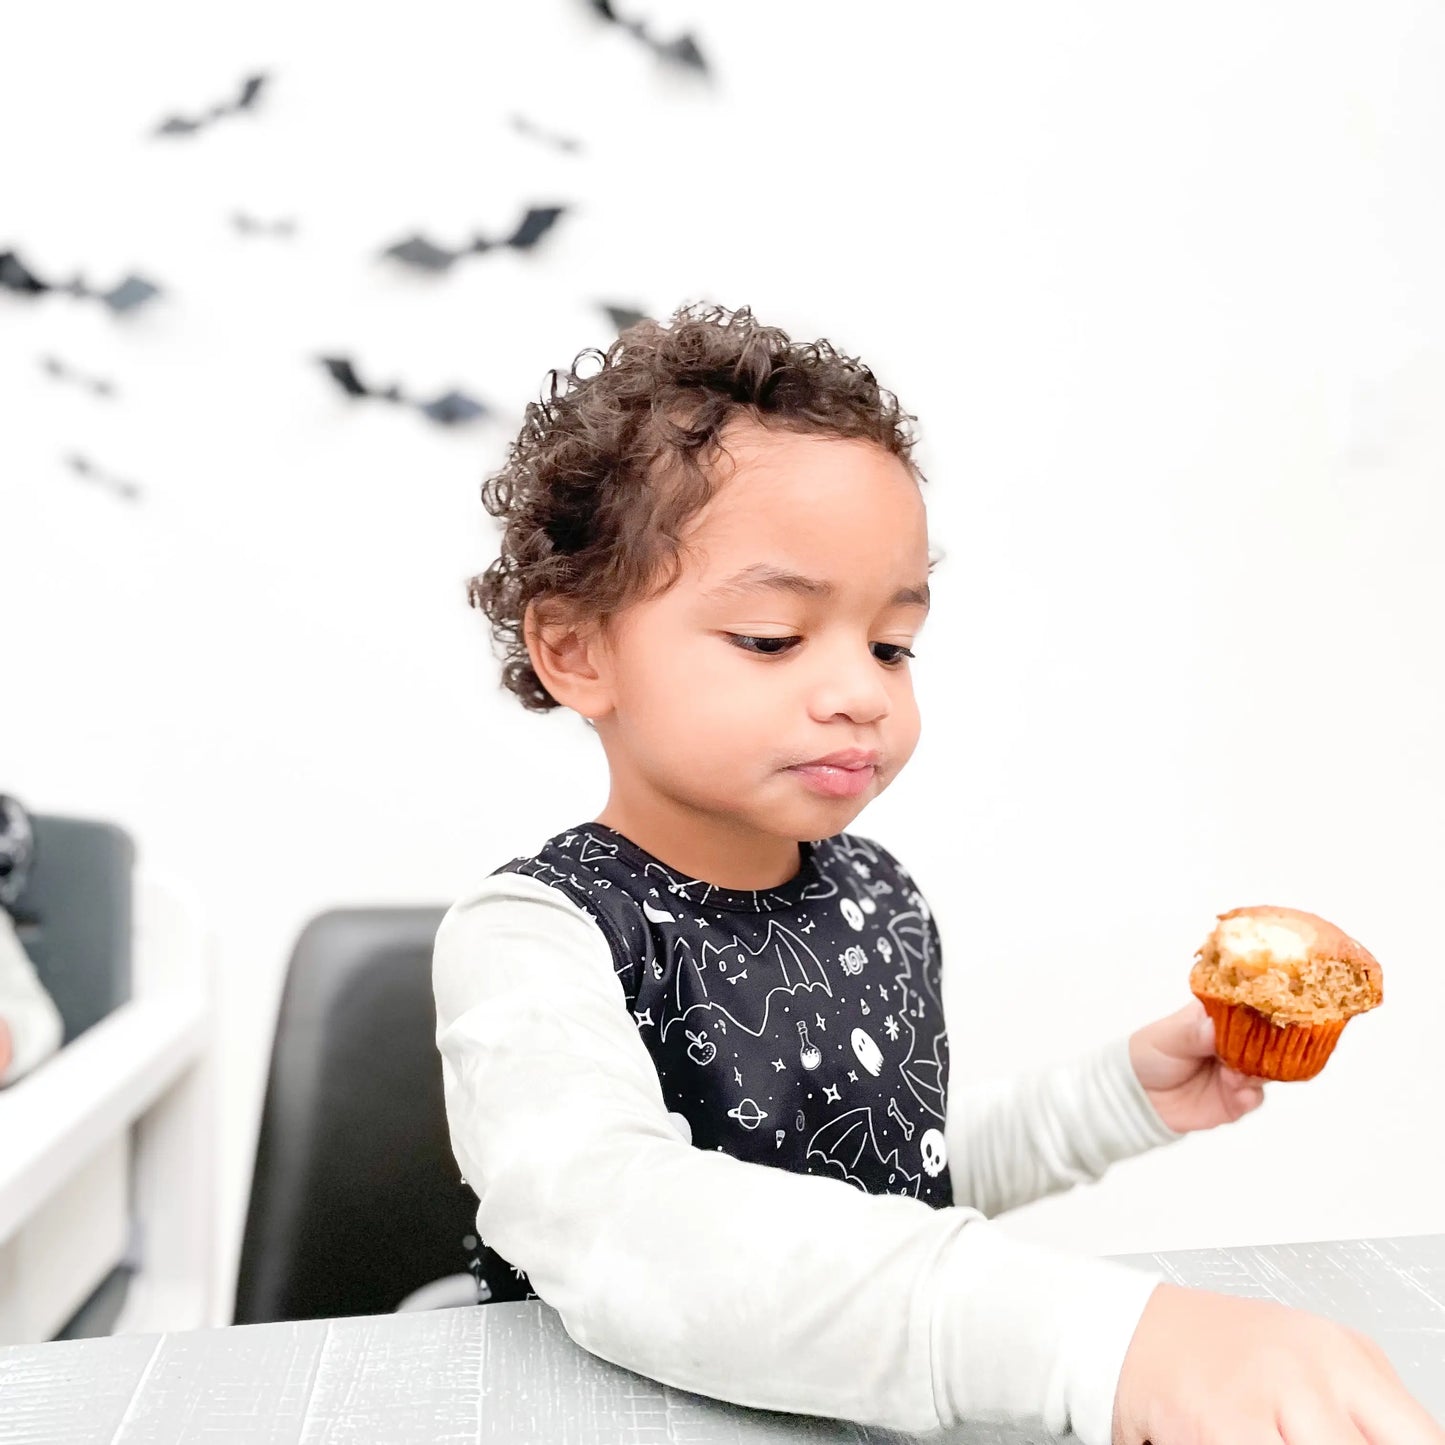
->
[0,909,63,1087]
[435,859,1184,1443]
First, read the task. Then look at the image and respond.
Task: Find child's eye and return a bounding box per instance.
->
[726,635,916,666]
[727,634,799,657]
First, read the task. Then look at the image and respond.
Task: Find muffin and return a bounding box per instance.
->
[1190,906,1383,1081]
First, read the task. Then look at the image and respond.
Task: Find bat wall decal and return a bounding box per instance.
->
[231,212,299,239]
[317,356,490,427]
[153,73,270,137]
[382,206,567,273]
[65,453,142,503]
[509,114,583,154]
[39,356,117,398]
[586,0,710,76]
[0,251,161,314]
[600,303,650,333]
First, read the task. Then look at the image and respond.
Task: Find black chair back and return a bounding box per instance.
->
[233,907,480,1323]
[11,814,134,1044]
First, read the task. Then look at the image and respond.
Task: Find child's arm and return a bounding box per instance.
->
[0,910,63,1088]
[945,996,1270,1218]
[944,1036,1182,1218]
[432,876,1161,1445]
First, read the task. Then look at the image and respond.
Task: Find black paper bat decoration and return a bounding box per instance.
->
[39,355,117,398]
[587,0,709,75]
[509,114,582,154]
[65,453,142,503]
[601,304,650,334]
[318,356,489,426]
[231,211,298,238]
[154,73,270,137]
[382,206,567,272]
[0,251,161,314]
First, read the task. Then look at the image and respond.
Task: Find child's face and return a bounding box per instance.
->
[585,422,930,874]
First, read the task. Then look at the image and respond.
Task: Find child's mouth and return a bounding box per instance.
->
[786,763,876,799]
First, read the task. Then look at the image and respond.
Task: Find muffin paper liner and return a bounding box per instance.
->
[1193,992,1348,1082]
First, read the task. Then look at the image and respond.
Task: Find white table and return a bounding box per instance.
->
[0,872,216,1345]
[2,1234,1441,1443]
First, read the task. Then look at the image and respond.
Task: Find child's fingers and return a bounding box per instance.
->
[1166,999,1214,1055]
[1221,1065,1264,1089]
[1220,1066,1267,1113]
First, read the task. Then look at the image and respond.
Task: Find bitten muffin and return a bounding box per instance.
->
[1190,906,1383,1081]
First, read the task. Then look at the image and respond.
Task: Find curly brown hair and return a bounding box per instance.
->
[468,301,930,712]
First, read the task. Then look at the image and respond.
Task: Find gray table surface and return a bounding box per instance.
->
[2,1235,1442,1443]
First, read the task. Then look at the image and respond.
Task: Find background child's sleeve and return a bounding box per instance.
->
[0,909,64,1088]
[433,874,1165,1445]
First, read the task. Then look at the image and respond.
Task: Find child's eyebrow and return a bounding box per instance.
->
[701,564,930,610]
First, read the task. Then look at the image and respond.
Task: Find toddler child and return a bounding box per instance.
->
[0,794,63,1088]
[433,304,1440,1445]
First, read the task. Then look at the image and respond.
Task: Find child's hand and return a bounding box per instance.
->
[1129,999,1265,1134]
[1114,1282,1445,1445]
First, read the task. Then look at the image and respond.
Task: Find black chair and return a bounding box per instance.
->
[233,907,484,1324]
[11,814,134,1047]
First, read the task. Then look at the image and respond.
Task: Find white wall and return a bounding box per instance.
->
[4,0,1442,1324]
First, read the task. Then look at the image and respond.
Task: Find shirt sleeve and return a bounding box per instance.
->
[946,1037,1184,1220]
[0,910,64,1088]
[433,872,1164,1445]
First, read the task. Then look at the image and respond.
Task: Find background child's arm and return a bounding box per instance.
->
[433,877,1163,1445]
[0,910,63,1088]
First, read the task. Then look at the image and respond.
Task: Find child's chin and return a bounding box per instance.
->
[793,789,878,832]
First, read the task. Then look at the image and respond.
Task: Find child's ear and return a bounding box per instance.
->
[524,599,614,725]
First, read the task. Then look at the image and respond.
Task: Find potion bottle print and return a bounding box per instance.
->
[797,1020,822,1071]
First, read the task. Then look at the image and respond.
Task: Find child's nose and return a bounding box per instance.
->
[803,640,894,723]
